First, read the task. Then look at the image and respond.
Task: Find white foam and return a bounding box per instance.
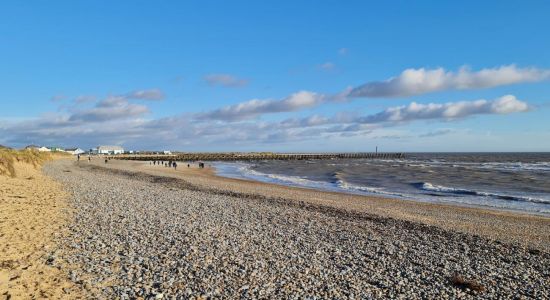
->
[419,182,550,204]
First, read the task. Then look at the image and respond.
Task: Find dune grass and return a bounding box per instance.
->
[0,149,64,177]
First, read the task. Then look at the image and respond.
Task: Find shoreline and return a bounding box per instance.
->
[212,161,550,217]
[89,159,550,251]
[38,159,550,298]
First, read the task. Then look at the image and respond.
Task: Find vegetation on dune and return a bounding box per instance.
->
[0,149,57,177]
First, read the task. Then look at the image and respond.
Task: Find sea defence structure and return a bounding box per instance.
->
[114,152,405,162]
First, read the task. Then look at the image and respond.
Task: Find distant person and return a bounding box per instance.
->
[88,156,91,162]
[77,154,80,161]
[187,163,190,168]
[173,162,177,170]
[105,159,108,164]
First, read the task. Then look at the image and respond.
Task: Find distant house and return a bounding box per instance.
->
[25,145,53,152]
[97,145,124,155]
[49,146,65,152]
[163,150,172,155]
[65,148,85,155]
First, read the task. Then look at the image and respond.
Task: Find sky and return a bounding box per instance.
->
[1,0,549,152]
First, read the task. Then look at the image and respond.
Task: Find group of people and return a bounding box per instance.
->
[151,160,178,170]
[149,160,204,170]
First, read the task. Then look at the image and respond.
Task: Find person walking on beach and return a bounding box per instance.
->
[88,156,91,162]
[173,162,177,170]
[77,154,80,161]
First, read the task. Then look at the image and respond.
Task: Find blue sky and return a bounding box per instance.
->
[1,0,549,151]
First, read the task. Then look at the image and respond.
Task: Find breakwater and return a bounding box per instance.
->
[114,152,405,161]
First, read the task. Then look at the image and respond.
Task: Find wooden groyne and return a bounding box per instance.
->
[114,152,405,162]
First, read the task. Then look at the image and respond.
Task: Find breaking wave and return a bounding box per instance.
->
[416,182,550,204]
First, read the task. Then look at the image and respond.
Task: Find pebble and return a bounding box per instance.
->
[43,160,550,299]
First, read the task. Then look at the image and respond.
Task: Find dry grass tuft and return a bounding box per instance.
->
[0,149,54,177]
[450,274,485,292]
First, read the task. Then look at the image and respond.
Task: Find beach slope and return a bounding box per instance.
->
[41,159,549,298]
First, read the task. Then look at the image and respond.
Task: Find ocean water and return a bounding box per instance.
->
[213,153,550,215]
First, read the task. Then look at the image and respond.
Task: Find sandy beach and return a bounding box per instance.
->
[19,157,546,298]
[0,160,80,299]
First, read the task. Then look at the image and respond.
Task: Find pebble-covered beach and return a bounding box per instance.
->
[43,160,549,299]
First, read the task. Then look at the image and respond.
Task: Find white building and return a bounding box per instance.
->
[50,147,65,152]
[24,145,40,151]
[65,148,85,155]
[24,145,53,152]
[96,145,124,155]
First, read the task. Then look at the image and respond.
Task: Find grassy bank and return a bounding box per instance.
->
[0,149,68,177]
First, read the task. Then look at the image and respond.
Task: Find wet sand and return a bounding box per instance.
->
[95,159,550,251]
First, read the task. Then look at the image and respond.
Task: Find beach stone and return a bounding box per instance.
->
[42,160,550,299]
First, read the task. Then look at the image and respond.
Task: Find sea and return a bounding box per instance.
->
[213,153,550,216]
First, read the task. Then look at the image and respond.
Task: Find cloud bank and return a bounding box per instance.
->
[359,95,529,123]
[195,65,545,122]
[350,65,550,98]
[197,91,325,121]
[1,92,530,149]
[0,63,541,149]
[69,96,150,122]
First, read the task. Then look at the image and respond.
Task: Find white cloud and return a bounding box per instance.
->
[197,91,324,121]
[204,74,248,87]
[359,95,529,123]
[0,74,534,151]
[69,96,150,122]
[265,95,529,135]
[350,65,550,98]
[126,88,165,100]
[196,65,545,122]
